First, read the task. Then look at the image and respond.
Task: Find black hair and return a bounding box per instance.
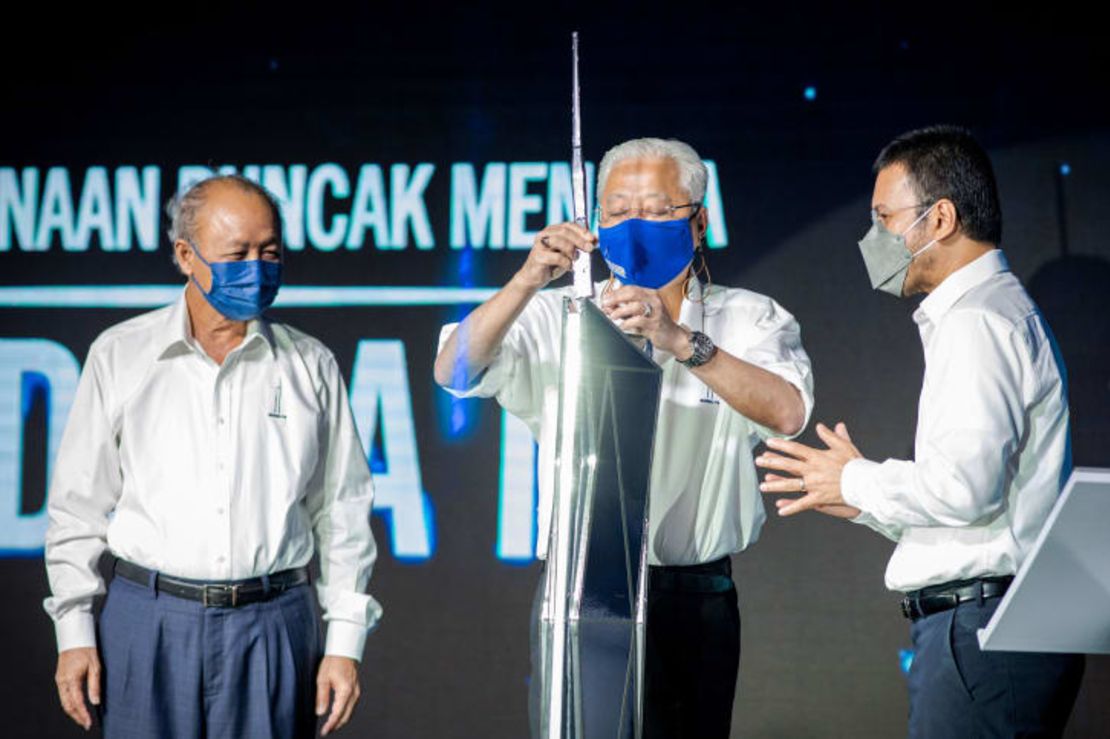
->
[873,125,1002,244]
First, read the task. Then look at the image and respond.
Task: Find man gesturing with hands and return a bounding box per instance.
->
[756,126,1085,737]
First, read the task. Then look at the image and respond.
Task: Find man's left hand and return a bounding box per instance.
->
[601,285,689,356]
[316,655,360,736]
[756,422,864,517]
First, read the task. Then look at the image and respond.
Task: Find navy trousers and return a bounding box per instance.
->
[97,574,322,738]
[907,596,1085,738]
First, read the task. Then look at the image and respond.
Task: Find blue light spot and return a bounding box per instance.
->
[369,395,388,474]
[439,245,481,441]
[457,244,476,287]
[450,400,468,435]
[21,372,49,419]
[1059,163,1071,176]
[899,648,915,675]
[803,86,817,102]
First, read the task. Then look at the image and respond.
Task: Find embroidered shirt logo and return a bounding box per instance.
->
[268,383,287,420]
[700,383,720,405]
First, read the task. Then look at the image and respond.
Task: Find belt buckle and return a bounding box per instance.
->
[202,583,240,608]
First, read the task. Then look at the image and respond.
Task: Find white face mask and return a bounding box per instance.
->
[857,202,939,297]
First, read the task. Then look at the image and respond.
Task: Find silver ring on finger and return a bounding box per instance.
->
[642,301,653,317]
[798,477,807,492]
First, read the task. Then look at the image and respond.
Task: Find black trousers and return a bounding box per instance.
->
[907,595,1085,738]
[645,556,741,739]
[530,556,740,739]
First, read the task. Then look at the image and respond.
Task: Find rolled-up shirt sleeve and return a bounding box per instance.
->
[437,294,561,437]
[841,310,1027,530]
[307,353,383,661]
[436,321,525,401]
[43,339,123,652]
[732,297,814,441]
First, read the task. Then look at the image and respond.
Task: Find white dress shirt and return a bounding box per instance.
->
[842,250,1070,593]
[44,290,382,660]
[440,279,814,566]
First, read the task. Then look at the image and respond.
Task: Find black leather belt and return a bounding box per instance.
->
[650,555,735,594]
[114,559,309,608]
[900,575,1013,621]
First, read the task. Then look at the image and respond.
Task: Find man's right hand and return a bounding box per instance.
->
[56,647,101,731]
[513,222,597,291]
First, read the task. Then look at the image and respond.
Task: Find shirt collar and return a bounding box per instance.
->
[158,287,276,360]
[915,249,1009,326]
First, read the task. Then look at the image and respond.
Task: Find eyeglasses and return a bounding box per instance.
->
[598,201,702,226]
[870,202,928,225]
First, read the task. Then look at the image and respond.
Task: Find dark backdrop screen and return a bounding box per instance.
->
[2,6,1107,737]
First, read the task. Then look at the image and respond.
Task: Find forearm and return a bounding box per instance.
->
[691,348,806,435]
[434,273,539,388]
[842,451,1008,529]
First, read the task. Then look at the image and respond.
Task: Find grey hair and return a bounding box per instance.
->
[597,138,709,203]
[166,174,283,269]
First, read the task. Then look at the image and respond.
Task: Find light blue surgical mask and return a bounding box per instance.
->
[857,202,939,297]
[189,241,283,321]
[598,218,695,289]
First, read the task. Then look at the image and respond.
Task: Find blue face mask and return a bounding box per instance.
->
[598,218,695,289]
[189,241,283,321]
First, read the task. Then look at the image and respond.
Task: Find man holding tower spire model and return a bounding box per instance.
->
[435,136,814,737]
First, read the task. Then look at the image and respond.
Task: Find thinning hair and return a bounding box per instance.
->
[165,175,283,268]
[597,137,708,203]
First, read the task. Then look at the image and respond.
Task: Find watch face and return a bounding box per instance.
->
[694,334,711,363]
[683,331,715,367]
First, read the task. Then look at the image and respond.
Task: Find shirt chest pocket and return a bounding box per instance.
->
[248,379,323,492]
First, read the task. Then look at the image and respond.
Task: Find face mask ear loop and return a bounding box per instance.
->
[911,203,943,258]
[897,201,942,264]
[602,274,616,300]
[683,244,711,304]
[699,244,712,300]
[186,240,214,298]
[910,238,939,260]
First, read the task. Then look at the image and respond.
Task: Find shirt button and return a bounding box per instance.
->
[216,556,226,563]
[216,507,225,515]
[218,417,226,425]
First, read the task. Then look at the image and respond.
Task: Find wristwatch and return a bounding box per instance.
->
[678,330,717,368]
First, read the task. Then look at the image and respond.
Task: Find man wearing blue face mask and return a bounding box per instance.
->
[756,126,1085,737]
[435,137,814,738]
[44,175,380,738]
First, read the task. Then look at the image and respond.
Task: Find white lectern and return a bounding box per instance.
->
[978,467,1110,654]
